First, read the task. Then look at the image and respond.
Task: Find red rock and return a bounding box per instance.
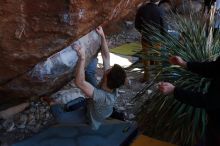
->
[0,0,143,109]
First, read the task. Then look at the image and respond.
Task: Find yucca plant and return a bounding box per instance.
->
[135,6,220,146]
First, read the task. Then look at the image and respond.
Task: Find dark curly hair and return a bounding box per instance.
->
[106,64,126,89]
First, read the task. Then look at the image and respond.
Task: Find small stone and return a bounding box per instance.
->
[128,114,135,119]
[45,113,50,119]
[35,102,40,107]
[39,113,45,119]
[29,107,36,113]
[28,119,36,126]
[39,107,46,113]
[28,114,35,122]
[126,103,133,106]
[96,76,101,81]
[42,121,47,125]
[15,114,27,129]
[2,120,15,132]
[30,124,41,133]
[118,90,125,94]
[30,102,35,106]
[17,124,25,129]
[44,105,49,110]
[35,113,40,120]
[147,90,152,95]
[118,107,126,111]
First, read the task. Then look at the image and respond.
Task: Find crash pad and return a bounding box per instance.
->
[110,42,141,56]
[13,120,137,146]
[131,135,177,146]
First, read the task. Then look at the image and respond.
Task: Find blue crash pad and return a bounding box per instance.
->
[13,120,137,146]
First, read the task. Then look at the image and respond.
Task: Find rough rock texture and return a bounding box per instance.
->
[0,31,101,110]
[0,0,143,109]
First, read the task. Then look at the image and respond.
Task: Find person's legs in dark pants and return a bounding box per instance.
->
[141,39,150,82]
[51,104,87,124]
[66,97,86,111]
[85,57,98,87]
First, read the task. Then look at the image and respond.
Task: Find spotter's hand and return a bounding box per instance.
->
[169,56,187,68]
[158,82,175,95]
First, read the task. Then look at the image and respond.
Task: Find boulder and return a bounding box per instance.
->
[0,0,143,109]
[0,30,100,110]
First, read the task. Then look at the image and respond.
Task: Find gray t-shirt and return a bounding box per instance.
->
[87,88,116,130]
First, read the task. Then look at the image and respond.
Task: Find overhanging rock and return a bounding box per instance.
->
[0,30,101,110]
[0,0,143,85]
[0,0,143,109]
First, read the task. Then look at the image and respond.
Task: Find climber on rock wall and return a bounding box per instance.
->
[74,26,127,130]
[43,26,127,130]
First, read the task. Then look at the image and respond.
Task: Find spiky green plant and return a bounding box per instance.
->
[135,9,220,146]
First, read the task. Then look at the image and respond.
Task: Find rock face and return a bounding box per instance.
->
[0,30,101,110]
[0,0,143,109]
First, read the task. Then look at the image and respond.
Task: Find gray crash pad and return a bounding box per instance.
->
[13,120,137,146]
